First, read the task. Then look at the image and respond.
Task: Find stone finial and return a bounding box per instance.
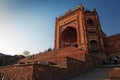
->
[93,8,97,13]
[55,17,57,20]
[77,4,84,10]
[66,9,72,14]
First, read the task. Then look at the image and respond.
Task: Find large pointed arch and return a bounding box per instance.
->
[60,27,78,48]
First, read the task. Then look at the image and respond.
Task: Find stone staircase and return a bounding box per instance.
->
[100,64,120,68]
[70,64,120,80]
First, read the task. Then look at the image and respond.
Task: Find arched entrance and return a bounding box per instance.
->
[89,40,98,52]
[60,27,77,48]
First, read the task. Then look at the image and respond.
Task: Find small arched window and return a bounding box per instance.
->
[94,31,96,33]
[91,31,94,33]
[87,19,94,26]
[88,31,91,33]
[90,40,98,50]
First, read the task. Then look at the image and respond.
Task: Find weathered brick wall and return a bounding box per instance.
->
[109,68,120,80]
[33,64,66,80]
[0,55,102,80]
[106,34,120,63]
[0,64,33,80]
[63,54,102,78]
[0,46,103,80]
[32,56,102,80]
[19,46,86,64]
[85,54,103,68]
[65,57,86,78]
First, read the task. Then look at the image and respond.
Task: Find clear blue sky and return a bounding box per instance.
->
[0,0,120,55]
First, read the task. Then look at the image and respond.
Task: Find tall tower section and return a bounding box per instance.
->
[54,4,106,60]
[84,8,106,59]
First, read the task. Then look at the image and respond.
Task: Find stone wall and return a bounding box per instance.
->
[0,64,33,80]
[0,46,103,80]
[106,33,120,63]
[32,56,102,80]
[0,54,102,80]
[0,63,65,80]
[109,68,120,80]
[33,64,66,80]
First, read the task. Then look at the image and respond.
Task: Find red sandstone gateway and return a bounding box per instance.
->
[54,4,106,61]
[0,4,120,80]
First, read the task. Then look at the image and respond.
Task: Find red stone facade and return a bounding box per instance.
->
[0,4,120,80]
[109,68,120,80]
[0,64,33,80]
[54,4,106,61]
[106,34,120,63]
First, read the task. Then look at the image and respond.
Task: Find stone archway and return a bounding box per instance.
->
[89,40,98,51]
[60,27,77,48]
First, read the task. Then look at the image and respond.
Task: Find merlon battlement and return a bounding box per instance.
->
[56,4,97,21]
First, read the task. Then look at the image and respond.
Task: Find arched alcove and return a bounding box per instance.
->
[60,27,77,48]
[87,19,94,26]
[89,40,98,51]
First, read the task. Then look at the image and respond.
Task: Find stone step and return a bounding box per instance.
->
[101,79,110,80]
[100,64,120,68]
